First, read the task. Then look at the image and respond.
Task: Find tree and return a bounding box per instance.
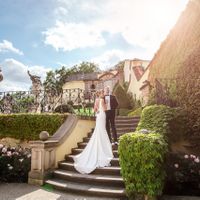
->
[74,61,100,73]
[113,61,124,71]
[113,83,133,109]
[43,70,58,92]
[43,62,100,93]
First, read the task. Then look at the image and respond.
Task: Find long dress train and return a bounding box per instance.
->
[73,99,113,174]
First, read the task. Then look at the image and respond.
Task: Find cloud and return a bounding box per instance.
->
[43,21,105,51]
[94,0,188,51]
[91,50,124,69]
[44,0,188,57]
[91,49,152,69]
[54,7,68,18]
[0,59,51,91]
[0,40,24,55]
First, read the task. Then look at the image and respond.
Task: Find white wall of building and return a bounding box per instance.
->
[123,59,150,103]
[62,81,85,90]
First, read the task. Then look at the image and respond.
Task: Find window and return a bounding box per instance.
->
[90,84,95,90]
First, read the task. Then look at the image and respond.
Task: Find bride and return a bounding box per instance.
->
[73,89,114,174]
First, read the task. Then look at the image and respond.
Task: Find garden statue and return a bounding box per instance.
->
[0,67,3,82]
[2,94,13,114]
[27,70,43,112]
[28,70,42,94]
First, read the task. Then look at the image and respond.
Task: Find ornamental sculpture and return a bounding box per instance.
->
[0,67,3,82]
[27,70,43,112]
[27,70,42,94]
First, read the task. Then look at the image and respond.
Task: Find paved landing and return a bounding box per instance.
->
[0,183,199,200]
[162,196,200,200]
[0,183,120,200]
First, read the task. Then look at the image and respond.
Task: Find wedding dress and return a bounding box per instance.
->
[73,98,114,174]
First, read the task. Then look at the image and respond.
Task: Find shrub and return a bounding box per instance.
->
[136,105,172,137]
[0,144,31,182]
[113,83,133,109]
[54,104,74,113]
[128,107,143,117]
[164,153,200,196]
[136,105,188,143]
[117,108,131,116]
[119,131,168,199]
[85,102,94,108]
[0,113,67,140]
[67,100,74,106]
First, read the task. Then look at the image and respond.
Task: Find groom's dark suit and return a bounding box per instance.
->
[104,95,119,142]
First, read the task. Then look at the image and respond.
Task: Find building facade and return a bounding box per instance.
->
[123,58,151,105]
[62,70,123,93]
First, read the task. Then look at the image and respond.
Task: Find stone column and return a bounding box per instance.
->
[28,140,58,185]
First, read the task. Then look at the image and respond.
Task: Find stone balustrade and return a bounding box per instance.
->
[28,114,95,185]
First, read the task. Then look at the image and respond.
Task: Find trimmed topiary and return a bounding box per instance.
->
[128,107,143,117]
[119,131,168,199]
[0,113,68,140]
[113,83,133,109]
[54,104,74,113]
[136,105,189,143]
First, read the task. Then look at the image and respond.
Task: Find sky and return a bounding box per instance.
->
[0,0,188,91]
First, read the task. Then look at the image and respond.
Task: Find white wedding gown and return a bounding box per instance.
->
[73,98,114,174]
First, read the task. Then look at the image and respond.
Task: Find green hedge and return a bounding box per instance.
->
[0,113,68,140]
[113,83,133,109]
[119,132,168,199]
[117,108,131,116]
[137,105,172,137]
[128,107,143,117]
[136,105,188,142]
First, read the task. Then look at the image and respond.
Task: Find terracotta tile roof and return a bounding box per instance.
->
[66,72,99,82]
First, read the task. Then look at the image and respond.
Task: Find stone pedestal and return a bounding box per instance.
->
[28,140,58,185]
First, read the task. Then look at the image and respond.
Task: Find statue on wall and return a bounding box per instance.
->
[0,67,3,82]
[28,70,42,93]
[27,70,43,112]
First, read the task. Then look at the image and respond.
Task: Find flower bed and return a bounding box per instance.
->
[164,153,200,196]
[0,144,31,182]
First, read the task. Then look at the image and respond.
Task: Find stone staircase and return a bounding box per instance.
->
[45,116,140,198]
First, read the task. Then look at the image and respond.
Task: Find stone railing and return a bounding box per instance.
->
[0,88,95,116]
[28,114,95,185]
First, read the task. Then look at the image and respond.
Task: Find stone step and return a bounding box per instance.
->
[115,123,138,128]
[71,148,118,158]
[83,137,90,143]
[115,116,140,121]
[65,155,120,166]
[77,142,119,151]
[115,127,136,133]
[45,179,126,198]
[53,169,124,187]
[88,127,136,138]
[58,162,121,176]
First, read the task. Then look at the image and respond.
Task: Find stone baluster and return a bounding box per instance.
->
[28,131,58,185]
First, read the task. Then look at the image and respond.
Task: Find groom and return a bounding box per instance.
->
[104,86,119,145]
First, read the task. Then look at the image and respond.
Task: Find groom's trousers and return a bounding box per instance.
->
[105,109,117,142]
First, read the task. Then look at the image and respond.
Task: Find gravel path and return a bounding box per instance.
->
[0,183,199,200]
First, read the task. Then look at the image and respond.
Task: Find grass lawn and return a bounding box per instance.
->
[74,108,94,116]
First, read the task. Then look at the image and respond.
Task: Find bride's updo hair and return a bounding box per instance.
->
[95,90,100,98]
[100,89,104,98]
